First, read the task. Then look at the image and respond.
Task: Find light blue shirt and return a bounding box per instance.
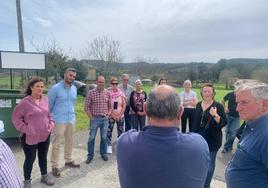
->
[48,81,77,124]
[179,90,197,108]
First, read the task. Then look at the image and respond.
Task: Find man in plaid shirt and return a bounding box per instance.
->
[84,76,112,163]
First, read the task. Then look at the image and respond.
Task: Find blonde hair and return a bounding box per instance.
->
[110,77,118,83]
[135,79,142,85]
[183,79,192,87]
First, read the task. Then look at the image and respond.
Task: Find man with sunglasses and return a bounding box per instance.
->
[84,76,112,163]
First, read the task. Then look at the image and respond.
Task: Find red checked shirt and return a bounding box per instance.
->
[84,88,111,117]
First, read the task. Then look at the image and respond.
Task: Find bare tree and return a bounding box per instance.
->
[30,37,68,82]
[219,68,240,89]
[251,68,268,83]
[81,36,123,76]
[133,57,157,77]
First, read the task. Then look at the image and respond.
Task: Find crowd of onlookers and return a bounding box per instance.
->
[0,68,267,188]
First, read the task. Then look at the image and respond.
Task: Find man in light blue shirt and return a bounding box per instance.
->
[48,68,80,178]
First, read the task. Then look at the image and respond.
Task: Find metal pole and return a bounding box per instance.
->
[16,0,24,52]
[16,0,28,87]
[10,69,13,89]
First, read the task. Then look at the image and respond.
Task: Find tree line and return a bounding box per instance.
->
[2,36,267,88]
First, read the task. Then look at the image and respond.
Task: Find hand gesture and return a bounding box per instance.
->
[209,106,217,117]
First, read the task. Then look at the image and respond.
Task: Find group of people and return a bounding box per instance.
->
[117,79,268,188]
[0,67,267,188]
[7,70,152,187]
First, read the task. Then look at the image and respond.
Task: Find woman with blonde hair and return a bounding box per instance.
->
[129,79,147,131]
[179,80,197,133]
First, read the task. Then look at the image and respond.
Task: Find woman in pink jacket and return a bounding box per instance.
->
[107,77,126,154]
[12,78,55,188]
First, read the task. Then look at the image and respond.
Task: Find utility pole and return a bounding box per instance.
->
[16,0,27,89]
[16,0,24,52]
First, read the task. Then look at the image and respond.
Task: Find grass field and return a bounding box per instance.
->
[75,84,232,131]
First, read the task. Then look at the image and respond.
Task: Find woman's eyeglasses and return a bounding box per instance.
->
[112,83,118,85]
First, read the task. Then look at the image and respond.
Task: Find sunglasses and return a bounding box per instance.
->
[111,83,118,85]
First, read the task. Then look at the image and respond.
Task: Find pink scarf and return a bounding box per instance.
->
[110,88,125,100]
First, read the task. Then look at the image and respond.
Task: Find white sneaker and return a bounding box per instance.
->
[107,146,113,154]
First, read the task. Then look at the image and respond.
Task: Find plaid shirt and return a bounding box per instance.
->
[84,88,111,117]
[0,139,21,188]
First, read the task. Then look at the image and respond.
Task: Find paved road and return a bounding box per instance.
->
[7,128,232,188]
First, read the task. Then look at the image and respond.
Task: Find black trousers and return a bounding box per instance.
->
[181,108,195,133]
[20,134,50,180]
[124,106,131,131]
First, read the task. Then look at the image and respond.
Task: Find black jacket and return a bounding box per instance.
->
[193,101,227,151]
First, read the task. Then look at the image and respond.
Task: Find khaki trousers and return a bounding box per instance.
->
[51,123,74,168]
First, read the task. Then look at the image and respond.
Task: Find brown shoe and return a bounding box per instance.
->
[41,174,54,186]
[65,161,80,168]
[52,168,60,178]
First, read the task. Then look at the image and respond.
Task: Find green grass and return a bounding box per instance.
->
[74,84,232,131]
[0,75,21,89]
[142,84,231,102]
[75,96,89,131]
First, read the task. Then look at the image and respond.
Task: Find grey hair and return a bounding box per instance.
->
[121,74,129,79]
[235,79,268,100]
[146,86,181,120]
[183,79,192,87]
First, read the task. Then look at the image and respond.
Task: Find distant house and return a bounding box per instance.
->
[84,64,96,83]
[142,79,152,85]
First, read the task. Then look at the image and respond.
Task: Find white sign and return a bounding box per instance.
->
[16,99,22,104]
[0,51,45,69]
[0,99,12,108]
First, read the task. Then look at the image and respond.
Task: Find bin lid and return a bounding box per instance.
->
[0,93,25,98]
[0,89,22,94]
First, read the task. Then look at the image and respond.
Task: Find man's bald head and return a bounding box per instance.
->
[96,76,105,91]
[146,85,181,120]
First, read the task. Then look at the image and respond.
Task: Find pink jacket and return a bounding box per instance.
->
[12,95,54,145]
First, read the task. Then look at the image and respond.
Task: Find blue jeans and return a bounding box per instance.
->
[204,150,218,187]
[87,116,109,158]
[223,115,240,150]
[107,118,124,146]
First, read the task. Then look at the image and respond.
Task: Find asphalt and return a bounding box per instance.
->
[7,127,234,188]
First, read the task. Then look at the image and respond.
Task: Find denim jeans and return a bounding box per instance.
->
[223,114,240,150]
[87,116,109,158]
[107,118,124,146]
[204,150,218,187]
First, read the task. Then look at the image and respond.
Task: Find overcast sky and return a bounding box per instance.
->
[0,0,267,63]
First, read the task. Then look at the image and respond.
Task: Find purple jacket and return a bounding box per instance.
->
[12,95,54,145]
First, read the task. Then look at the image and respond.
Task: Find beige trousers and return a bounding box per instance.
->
[51,123,74,168]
